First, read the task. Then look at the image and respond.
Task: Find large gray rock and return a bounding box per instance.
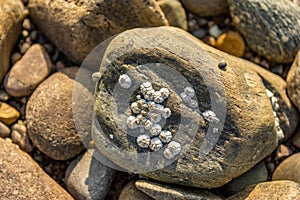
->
[0,137,73,199]
[228,0,300,63]
[226,180,300,200]
[0,0,26,82]
[26,67,92,160]
[65,150,116,200]
[4,44,53,97]
[287,50,300,111]
[92,26,278,188]
[180,0,228,17]
[119,181,153,200]
[29,0,168,64]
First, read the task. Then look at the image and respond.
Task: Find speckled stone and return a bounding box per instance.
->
[228,0,300,63]
[65,150,116,200]
[0,137,73,199]
[287,50,300,111]
[29,0,168,64]
[135,180,222,200]
[226,180,300,200]
[92,27,278,188]
[0,0,26,82]
[181,0,228,17]
[119,181,153,200]
[272,153,300,184]
[4,44,53,97]
[157,0,188,30]
[26,67,92,160]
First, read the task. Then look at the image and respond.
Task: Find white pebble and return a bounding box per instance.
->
[184,87,195,98]
[159,88,170,99]
[209,24,222,38]
[265,89,274,98]
[149,137,163,151]
[137,135,150,148]
[118,74,131,89]
[163,141,181,159]
[161,108,172,118]
[150,124,162,136]
[159,130,172,143]
[277,129,284,141]
[202,110,220,123]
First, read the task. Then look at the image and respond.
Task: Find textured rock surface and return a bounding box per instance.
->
[157,0,187,30]
[180,0,228,17]
[4,44,53,97]
[216,31,245,57]
[226,180,300,200]
[65,150,116,200]
[92,27,278,188]
[11,121,33,153]
[0,121,10,138]
[0,0,26,82]
[26,67,92,160]
[29,0,168,64]
[287,50,300,111]
[292,127,300,149]
[272,153,300,184]
[119,181,153,200]
[0,138,73,199]
[228,0,300,63]
[0,102,20,125]
[135,180,222,200]
[219,161,268,196]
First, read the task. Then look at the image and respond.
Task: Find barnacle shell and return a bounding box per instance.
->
[127,116,138,129]
[118,74,131,89]
[137,134,150,148]
[189,100,198,108]
[159,130,172,143]
[149,137,163,151]
[131,102,141,114]
[159,88,170,99]
[150,124,162,136]
[180,92,192,104]
[153,91,164,103]
[161,108,171,118]
[144,89,155,101]
[163,141,181,159]
[148,112,162,123]
[202,110,220,123]
[184,86,195,98]
[144,119,153,130]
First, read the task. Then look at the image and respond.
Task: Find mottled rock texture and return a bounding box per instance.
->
[180,0,228,17]
[287,50,300,111]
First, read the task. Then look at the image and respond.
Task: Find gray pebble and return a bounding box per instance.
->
[0,121,10,138]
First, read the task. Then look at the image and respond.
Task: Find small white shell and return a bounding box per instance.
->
[137,134,150,148]
[180,92,192,104]
[141,82,152,89]
[127,116,137,129]
[150,124,162,136]
[153,91,164,103]
[163,141,181,159]
[159,130,172,143]
[184,87,195,98]
[161,108,171,119]
[130,102,140,114]
[144,89,155,101]
[118,74,131,89]
[149,137,163,151]
[265,89,274,98]
[159,88,170,99]
[202,110,220,123]
[144,120,153,130]
[148,112,162,123]
[189,100,198,108]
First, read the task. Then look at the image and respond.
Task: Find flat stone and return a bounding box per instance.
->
[275,144,291,160]
[0,0,26,82]
[287,50,300,111]
[0,137,73,199]
[226,180,300,200]
[219,161,268,196]
[181,0,228,17]
[0,121,10,138]
[272,153,300,184]
[29,0,168,64]
[119,181,153,200]
[157,0,188,30]
[216,31,245,57]
[135,180,222,200]
[26,67,93,160]
[228,0,300,63]
[65,150,116,200]
[11,121,33,153]
[92,27,278,188]
[0,102,20,125]
[4,44,53,97]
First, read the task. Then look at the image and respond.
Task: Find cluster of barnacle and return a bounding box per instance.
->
[266,89,284,140]
[118,74,181,160]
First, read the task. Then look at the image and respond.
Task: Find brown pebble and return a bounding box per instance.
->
[22,18,31,30]
[216,31,246,57]
[275,144,291,160]
[267,162,275,173]
[292,128,300,149]
[20,43,30,54]
[0,102,20,125]
[11,52,22,64]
